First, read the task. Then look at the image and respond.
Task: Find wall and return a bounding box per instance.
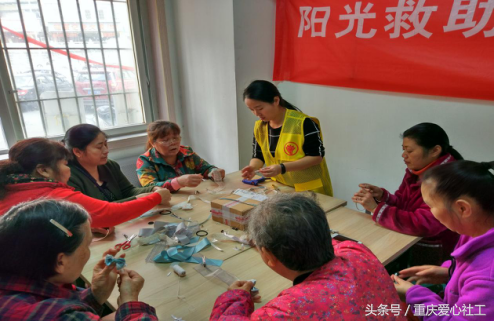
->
[165,0,239,173]
[232,0,277,168]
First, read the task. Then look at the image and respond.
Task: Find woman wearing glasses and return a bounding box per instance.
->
[137,121,225,192]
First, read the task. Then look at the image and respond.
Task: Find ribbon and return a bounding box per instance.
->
[105,254,126,270]
[154,238,223,266]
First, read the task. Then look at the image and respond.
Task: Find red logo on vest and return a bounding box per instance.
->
[284,142,299,156]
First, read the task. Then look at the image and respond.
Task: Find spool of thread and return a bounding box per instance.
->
[173,265,186,277]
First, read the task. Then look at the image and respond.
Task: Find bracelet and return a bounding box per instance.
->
[279,163,286,174]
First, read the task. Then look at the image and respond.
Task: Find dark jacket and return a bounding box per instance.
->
[68,159,154,203]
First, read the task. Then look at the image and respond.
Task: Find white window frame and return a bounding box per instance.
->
[0,0,162,156]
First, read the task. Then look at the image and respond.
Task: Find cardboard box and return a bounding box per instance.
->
[211,194,262,230]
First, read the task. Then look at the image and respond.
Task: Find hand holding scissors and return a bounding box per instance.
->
[114,234,136,251]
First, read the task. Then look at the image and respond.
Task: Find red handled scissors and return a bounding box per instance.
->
[115,234,136,250]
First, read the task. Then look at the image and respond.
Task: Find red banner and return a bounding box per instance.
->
[274,0,494,101]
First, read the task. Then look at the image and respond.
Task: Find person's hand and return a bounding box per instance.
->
[155,188,171,205]
[241,166,256,180]
[258,165,282,178]
[210,168,226,182]
[352,189,378,212]
[358,183,384,201]
[398,265,449,285]
[228,281,261,303]
[177,174,203,188]
[91,248,125,305]
[117,269,145,305]
[392,274,414,302]
[215,168,226,180]
[151,186,164,192]
[135,192,152,199]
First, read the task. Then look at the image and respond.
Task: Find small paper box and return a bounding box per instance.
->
[211,194,261,230]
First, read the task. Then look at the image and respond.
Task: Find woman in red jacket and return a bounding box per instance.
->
[353,123,462,265]
[0,138,171,228]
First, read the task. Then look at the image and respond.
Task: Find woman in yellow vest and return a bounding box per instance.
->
[241,80,333,196]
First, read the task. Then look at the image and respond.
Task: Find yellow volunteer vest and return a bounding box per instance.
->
[254,109,333,196]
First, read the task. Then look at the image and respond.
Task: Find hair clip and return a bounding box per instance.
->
[489,168,494,176]
[50,219,73,237]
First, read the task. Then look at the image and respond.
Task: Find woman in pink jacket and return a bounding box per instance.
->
[353,123,462,265]
[210,193,405,320]
[393,160,494,320]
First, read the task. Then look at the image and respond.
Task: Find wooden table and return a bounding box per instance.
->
[326,207,421,265]
[81,171,419,320]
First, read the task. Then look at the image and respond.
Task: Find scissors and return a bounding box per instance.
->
[114,234,136,250]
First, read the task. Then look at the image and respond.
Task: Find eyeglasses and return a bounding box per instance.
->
[155,136,181,146]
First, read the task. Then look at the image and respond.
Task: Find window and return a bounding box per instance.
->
[0,120,7,151]
[0,0,154,149]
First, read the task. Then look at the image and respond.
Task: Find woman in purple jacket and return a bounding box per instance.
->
[393,160,494,320]
[353,123,462,265]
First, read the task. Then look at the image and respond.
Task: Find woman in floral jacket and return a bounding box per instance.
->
[137,121,225,192]
[210,193,405,320]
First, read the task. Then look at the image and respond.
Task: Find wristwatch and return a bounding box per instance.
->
[279,163,286,174]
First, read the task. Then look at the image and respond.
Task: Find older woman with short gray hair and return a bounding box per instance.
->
[248,193,334,273]
[210,193,404,320]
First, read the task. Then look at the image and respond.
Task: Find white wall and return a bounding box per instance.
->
[232,0,277,167]
[166,0,239,173]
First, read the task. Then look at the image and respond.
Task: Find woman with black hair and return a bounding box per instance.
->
[393,160,494,320]
[64,124,164,203]
[0,138,171,227]
[0,199,157,320]
[241,80,333,196]
[353,123,462,265]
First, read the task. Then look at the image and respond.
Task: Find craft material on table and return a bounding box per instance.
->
[210,239,224,252]
[105,254,126,270]
[194,264,238,286]
[219,230,250,245]
[233,189,268,202]
[136,208,172,219]
[173,264,187,277]
[138,221,201,246]
[172,195,211,211]
[145,241,168,263]
[154,238,223,266]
